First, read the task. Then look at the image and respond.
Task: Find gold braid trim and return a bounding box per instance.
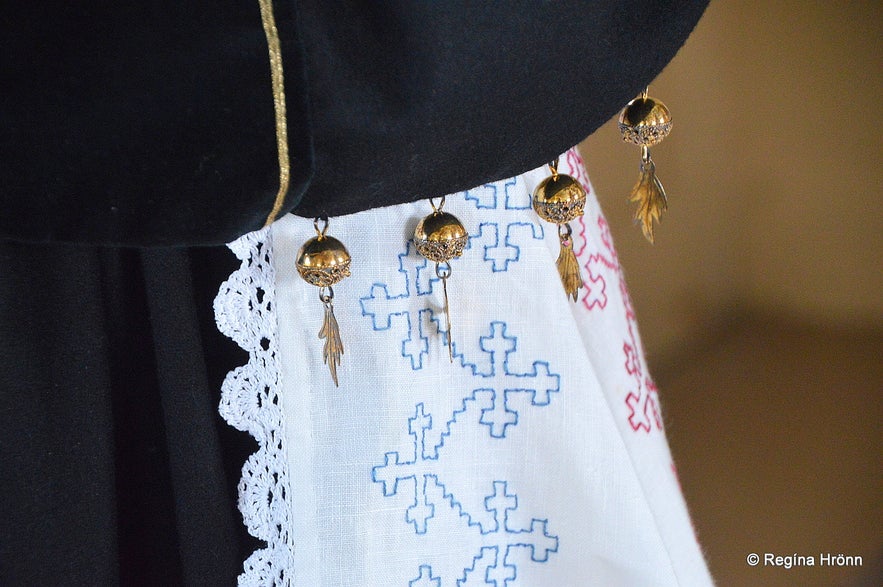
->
[258,0,290,227]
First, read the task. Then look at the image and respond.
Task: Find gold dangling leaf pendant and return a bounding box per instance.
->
[629,157,668,243]
[556,224,582,302]
[319,299,344,386]
[297,219,351,387]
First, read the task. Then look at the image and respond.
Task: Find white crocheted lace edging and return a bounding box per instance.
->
[214,227,295,586]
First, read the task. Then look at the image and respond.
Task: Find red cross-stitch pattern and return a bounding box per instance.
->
[563,149,662,434]
[562,150,590,261]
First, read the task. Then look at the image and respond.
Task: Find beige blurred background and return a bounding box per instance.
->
[579,1,882,586]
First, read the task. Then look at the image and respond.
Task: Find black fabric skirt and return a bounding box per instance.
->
[0,243,256,585]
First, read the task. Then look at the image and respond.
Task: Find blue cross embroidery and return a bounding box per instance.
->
[464,178,529,210]
[360,241,451,370]
[468,222,544,273]
[410,565,441,587]
[373,322,561,584]
[459,482,559,586]
[464,178,544,273]
[464,322,560,439]
[372,402,476,534]
[404,482,559,587]
[372,322,560,532]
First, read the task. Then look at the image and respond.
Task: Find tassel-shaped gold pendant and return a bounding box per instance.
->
[318,289,344,386]
[296,218,351,386]
[629,149,668,243]
[619,87,673,243]
[556,224,581,302]
[533,159,586,301]
[414,197,468,362]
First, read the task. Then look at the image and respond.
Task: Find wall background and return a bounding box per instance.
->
[582,0,882,362]
[580,2,882,585]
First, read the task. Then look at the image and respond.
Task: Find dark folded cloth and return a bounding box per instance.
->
[1,1,708,246]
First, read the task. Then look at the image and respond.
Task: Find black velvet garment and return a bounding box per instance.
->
[1,0,707,246]
[0,1,708,585]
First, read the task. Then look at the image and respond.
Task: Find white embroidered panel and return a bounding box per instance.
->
[222,148,713,586]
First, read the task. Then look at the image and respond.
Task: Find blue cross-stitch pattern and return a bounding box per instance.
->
[464,178,529,210]
[463,321,560,438]
[469,222,544,273]
[372,402,473,534]
[459,482,558,586]
[373,322,560,585]
[361,241,450,370]
[361,181,547,371]
[411,565,442,587]
[463,178,544,273]
[403,482,559,587]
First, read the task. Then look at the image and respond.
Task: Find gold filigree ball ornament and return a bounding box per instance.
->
[296,235,351,287]
[618,94,672,146]
[296,218,351,386]
[532,158,586,302]
[618,87,672,243]
[414,197,468,361]
[414,210,468,263]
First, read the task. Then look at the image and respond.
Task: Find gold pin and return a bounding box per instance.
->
[532,158,587,301]
[414,197,468,361]
[296,218,351,386]
[619,87,673,243]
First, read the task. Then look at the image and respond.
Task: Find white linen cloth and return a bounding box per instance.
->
[216,148,713,586]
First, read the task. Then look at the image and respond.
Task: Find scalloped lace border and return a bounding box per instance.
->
[214,227,294,586]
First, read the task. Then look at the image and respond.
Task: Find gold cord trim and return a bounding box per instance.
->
[258,0,291,227]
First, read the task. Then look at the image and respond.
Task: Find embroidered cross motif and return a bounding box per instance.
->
[465,322,559,438]
[405,482,559,587]
[577,214,663,433]
[373,322,560,584]
[361,241,451,370]
[626,377,663,432]
[459,482,558,586]
[464,178,527,210]
[468,222,544,273]
[410,565,441,587]
[464,177,545,273]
